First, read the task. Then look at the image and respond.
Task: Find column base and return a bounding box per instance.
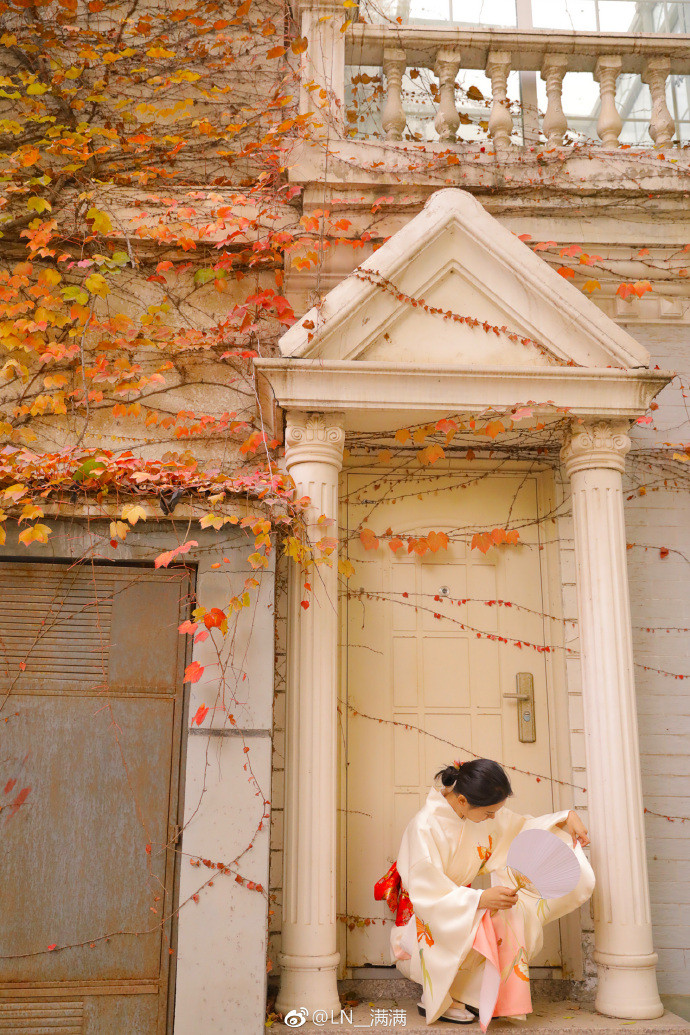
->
[275,950,341,1019]
[593,950,664,1019]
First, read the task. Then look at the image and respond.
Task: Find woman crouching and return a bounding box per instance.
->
[374,759,595,1027]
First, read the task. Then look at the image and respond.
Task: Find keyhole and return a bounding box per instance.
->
[439,586,450,596]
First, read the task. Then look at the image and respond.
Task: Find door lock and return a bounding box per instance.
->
[503,672,536,743]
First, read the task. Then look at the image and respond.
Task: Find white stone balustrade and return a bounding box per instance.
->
[322,22,690,148]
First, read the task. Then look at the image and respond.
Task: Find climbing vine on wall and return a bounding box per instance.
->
[1,0,690,1012]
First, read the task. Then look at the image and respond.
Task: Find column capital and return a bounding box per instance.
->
[285,410,345,471]
[560,419,631,477]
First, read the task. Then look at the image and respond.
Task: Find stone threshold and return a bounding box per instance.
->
[290,1000,690,1034]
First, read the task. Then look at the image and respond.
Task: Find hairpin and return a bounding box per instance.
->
[453,759,463,769]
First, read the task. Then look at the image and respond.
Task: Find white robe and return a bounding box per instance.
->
[390,786,596,1026]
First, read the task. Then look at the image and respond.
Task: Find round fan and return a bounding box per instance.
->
[506,828,581,900]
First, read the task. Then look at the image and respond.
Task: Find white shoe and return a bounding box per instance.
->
[417,1001,477,1024]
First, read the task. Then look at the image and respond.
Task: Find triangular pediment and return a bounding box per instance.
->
[279,189,649,370]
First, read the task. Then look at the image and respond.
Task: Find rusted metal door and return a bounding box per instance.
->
[0,561,192,1035]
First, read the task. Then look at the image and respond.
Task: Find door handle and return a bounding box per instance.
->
[503,673,536,743]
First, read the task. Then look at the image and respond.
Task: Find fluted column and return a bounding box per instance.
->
[276,410,345,1018]
[561,421,663,1020]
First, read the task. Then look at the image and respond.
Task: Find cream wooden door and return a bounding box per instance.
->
[341,468,567,971]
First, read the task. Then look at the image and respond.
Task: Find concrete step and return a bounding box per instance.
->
[284,999,690,1034]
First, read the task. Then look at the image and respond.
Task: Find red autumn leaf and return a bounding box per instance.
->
[178,620,198,635]
[203,607,226,629]
[184,661,204,683]
[559,244,582,257]
[47,944,57,951]
[359,527,379,550]
[660,547,669,558]
[192,704,209,725]
[557,266,575,279]
[300,600,309,610]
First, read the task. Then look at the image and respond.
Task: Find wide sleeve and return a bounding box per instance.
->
[396,818,486,1024]
[398,819,483,922]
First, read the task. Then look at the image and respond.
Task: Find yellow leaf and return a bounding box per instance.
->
[27,196,52,214]
[85,272,109,297]
[110,520,129,540]
[200,513,224,530]
[121,503,147,525]
[18,503,44,524]
[673,452,689,462]
[18,523,51,546]
[582,279,601,293]
[3,483,26,502]
[338,558,355,578]
[86,207,113,234]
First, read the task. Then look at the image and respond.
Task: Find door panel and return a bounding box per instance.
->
[342,470,566,970]
[0,562,191,1034]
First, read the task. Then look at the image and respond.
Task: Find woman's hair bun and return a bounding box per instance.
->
[434,757,513,808]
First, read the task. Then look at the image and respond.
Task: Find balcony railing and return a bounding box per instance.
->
[346,26,690,146]
[296,1,690,150]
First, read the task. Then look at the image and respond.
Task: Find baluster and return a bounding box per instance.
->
[382,47,407,141]
[594,56,623,148]
[434,50,461,142]
[541,55,569,148]
[486,50,513,150]
[643,57,675,149]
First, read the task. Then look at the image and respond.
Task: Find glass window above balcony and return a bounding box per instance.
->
[364,0,690,32]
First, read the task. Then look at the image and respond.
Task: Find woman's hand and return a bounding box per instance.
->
[479,886,518,911]
[560,810,590,848]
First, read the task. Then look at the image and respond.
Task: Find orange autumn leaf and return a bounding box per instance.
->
[426,530,449,553]
[184,661,204,683]
[192,704,209,725]
[389,537,405,553]
[359,527,379,550]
